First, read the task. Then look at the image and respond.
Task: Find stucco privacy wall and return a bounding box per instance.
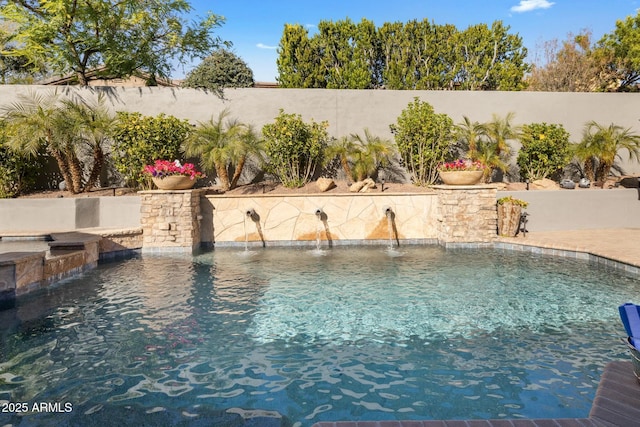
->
[1,85,640,173]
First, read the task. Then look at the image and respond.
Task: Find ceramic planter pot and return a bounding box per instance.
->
[438,170,483,185]
[152,175,196,190]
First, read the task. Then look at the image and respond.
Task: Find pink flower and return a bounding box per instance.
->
[143,160,205,180]
[438,159,486,171]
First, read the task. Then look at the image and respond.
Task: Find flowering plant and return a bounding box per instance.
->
[437,159,486,172]
[143,160,205,180]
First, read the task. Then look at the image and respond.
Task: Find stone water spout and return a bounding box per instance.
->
[243,208,265,249]
[383,206,399,249]
[313,208,332,250]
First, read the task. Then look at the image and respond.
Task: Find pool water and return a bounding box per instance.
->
[0,246,636,426]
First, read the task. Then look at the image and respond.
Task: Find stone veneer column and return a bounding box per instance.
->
[139,189,205,253]
[432,184,497,244]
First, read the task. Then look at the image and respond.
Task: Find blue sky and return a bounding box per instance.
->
[183,0,640,82]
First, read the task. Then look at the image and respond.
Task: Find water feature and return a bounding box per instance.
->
[314,208,325,252]
[0,246,635,426]
[383,206,400,255]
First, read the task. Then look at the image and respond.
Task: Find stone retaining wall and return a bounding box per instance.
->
[140,189,205,252]
[434,185,498,244]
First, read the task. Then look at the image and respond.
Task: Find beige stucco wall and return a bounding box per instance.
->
[1,85,639,173]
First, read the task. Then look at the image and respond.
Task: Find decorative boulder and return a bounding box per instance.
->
[316,177,336,192]
[349,178,377,193]
[532,178,560,190]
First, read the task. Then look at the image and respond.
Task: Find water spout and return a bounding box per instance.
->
[246,208,256,218]
[383,206,396,250]
[315,208,325,251]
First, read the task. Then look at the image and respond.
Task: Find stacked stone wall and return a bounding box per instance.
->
[140,189,205,252]
[433,185,497,244]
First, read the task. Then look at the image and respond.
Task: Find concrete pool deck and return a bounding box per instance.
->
[498,228,640,271]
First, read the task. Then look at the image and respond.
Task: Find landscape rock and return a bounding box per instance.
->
[316,177,336,192]
[532,178,559,190]
[350,178,376,193]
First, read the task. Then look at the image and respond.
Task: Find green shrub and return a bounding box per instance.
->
[0,120,39,198]
[517,122,572,181]
[390,98,455,186]
[110,112,191,188]
[262,110,329,188]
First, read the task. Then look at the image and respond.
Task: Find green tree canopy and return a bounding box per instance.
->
[0,0,225,85]
[182,49,254,95]
[277,18,528,90]
[598,11,640,90]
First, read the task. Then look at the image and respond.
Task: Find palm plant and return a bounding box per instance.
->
[326,128,395,182]
[475,140,509,183]
[455,116,486,160]
[184,110,262,191]
[60,95,114,192]
[574,121,640,182]
[485,112,519,158]
[324,136,356,181]
[1,91,86,193]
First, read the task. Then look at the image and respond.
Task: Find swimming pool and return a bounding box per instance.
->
[0,246,636,426]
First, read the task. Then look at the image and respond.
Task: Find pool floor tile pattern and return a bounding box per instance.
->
[313,361,640,427]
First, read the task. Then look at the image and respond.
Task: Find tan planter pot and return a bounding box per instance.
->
[497,203,522,237]
[152,175,196,190]
[439,170,483,185]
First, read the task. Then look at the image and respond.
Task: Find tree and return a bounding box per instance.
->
[277,24,323,88]
[0,0,225,85]
[182,49,254,95]
[527,31,612,92]
[454,21,529,90]
[276,18,528,90]
[1,92,113,193]
[574,121,640,182]
[184,110,262,191]
[390,98,454,186]
[598,11,640,90]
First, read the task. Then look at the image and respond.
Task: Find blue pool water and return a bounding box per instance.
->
[0,246,637,426]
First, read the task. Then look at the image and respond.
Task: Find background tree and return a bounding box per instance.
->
[598,11,640,91]
[454,21,529,90]
[277,24,323,88]
[527,31,612,92]
[182,49,254,95]
[0,0,225,85]
[184,110,261,191]
[390,98,454,186]
[277,18,528,90]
